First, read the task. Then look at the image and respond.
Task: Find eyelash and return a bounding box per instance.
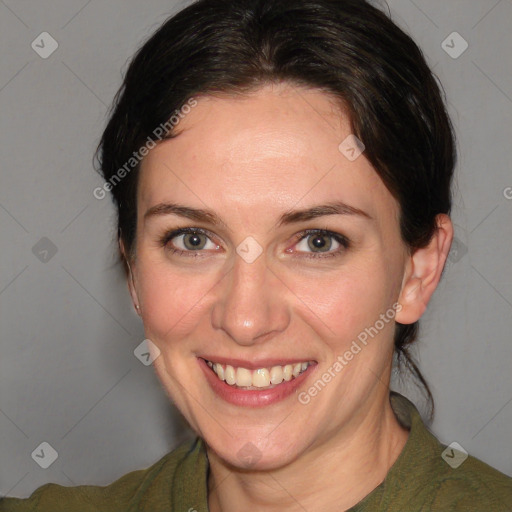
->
[290,229,350,259]
[158,227,350,259]
[158,227,217,258]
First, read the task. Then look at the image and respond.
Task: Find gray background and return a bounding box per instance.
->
[1,0,511,497]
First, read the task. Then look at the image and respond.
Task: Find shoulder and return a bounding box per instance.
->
[424,450,512,511]
[383,393,512,511]
[0,437,203,512]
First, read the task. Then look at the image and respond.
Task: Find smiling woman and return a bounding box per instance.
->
[2,0,511,511]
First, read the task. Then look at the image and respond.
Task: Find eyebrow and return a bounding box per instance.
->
[276,201,372,226]
[144,203,226,227]
[143,200,372,227]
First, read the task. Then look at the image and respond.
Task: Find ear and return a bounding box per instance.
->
[395,214,454,325]
[119,238,141,317]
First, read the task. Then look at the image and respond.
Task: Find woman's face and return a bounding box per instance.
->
[129,83,411,469]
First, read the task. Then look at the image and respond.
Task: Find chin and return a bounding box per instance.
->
[206,433,306,471]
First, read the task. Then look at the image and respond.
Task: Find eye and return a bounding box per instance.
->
[159,227,220,255]
[290,229,349,258]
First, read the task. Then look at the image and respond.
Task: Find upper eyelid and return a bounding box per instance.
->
[291,230,350,252]
[163,227,217,241]
[293,228,348,240]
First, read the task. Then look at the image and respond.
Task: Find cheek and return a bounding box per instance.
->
[137,261,220,342]
[282,260,395,348]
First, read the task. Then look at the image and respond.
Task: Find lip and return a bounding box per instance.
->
[198,357,317,407]
[199,355,317,370]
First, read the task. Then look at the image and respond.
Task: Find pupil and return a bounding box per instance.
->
[308,234,331,252]
[185,234,205,249]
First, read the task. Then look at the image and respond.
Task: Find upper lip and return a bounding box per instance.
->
[199,356,317,370]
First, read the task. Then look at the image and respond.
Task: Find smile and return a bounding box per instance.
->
[198,357,318,407]
[205,359,313,390]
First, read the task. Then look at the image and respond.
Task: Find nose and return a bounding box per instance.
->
[211,254,290,346]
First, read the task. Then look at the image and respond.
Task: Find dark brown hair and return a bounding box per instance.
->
[95,0,456,414]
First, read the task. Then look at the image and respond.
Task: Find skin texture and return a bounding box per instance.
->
[122,82,453,512]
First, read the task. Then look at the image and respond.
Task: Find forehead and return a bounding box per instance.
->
[137,83,398,225]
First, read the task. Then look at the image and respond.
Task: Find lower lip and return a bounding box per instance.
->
[198,358,317,407]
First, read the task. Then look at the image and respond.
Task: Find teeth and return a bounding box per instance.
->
[270,366,284,385]
[236,367,252,387]
[252,368,270,388]
[225,365,236,385]
[207,360,312,389]
[214,363,225,381]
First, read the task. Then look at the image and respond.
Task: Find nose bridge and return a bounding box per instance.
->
[212,255,289,345]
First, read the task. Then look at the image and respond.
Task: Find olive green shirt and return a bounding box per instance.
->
[1,393,511,511]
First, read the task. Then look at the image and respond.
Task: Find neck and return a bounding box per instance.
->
[207,392,409,512]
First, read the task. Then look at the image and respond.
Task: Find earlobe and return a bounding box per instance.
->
[119,238,141,316]
[395,275,425,324]
[127,262,142,316]
[395,214,454,325]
